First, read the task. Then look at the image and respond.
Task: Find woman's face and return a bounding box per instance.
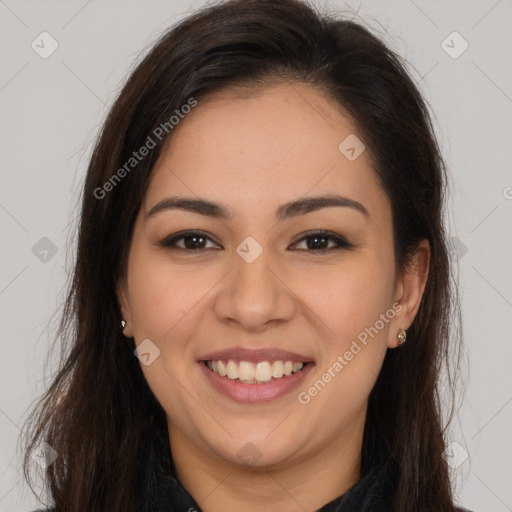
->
[119,83,427,471]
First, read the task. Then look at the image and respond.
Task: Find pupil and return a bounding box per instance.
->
[309,235,327,250]
[186,235,204,249]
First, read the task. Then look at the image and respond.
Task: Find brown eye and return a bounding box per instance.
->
[291,231,352,252]
[159,231,221,251]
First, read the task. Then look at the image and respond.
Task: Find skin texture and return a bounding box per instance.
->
[118,82,430,512]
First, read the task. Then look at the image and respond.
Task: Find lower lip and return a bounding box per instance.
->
[199,361,314,403]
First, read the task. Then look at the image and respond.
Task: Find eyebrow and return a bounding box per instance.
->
[146,194,369,221]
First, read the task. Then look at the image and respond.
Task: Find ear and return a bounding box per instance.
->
[387,239,430,349]
[117,276,134,338]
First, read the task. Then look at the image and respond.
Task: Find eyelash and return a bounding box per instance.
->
[158,230,353,253]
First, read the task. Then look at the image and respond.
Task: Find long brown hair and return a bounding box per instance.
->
[21,0,463,510]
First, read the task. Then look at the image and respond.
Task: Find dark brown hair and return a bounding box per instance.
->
[21,0,463,510]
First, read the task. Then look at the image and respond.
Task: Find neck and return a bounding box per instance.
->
[167,412,365,512]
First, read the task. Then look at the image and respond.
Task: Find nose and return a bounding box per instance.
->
[213,243,296,332]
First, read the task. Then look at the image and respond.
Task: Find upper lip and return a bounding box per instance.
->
[198,347,314,364]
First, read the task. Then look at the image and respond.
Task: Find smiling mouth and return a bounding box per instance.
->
[202,359,311,384]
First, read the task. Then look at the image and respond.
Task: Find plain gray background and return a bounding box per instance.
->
[1,0,511,511]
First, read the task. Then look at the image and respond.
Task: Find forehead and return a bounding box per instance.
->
[144,83,391,227]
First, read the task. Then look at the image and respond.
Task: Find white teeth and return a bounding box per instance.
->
[254,361,272,382]
[226,360,238,379]
[271,361,284,378]
[292,362,303,373]
[238,361,255,381]
[218,360,227,377]
[206,359,305,383]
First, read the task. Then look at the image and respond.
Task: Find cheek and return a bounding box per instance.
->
[292,258,394,344]
[312,262,393,405]
[127,250,203,340]
[127,255,206,404]
[298,271,391,421]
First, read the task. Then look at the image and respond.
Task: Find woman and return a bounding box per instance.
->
[22,0,471,510]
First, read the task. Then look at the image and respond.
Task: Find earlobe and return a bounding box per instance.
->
[388,239,430,349]
[116,277,134,338]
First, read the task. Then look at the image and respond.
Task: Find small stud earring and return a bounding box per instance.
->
[121,320,126,329]
[397,329,407,346]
